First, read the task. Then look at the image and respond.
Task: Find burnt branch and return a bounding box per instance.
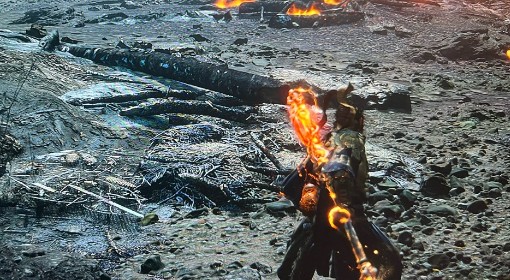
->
[120,98,256,123]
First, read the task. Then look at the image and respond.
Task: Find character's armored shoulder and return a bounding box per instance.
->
[330,129,366,161]
[332,129,365,148]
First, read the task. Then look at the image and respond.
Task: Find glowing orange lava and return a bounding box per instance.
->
[506,49,510,60]
[287,87,329,165]
[214,0,256,9]
[286,3,321,16]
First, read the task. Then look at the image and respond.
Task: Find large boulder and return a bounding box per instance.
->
[438,32,502,61]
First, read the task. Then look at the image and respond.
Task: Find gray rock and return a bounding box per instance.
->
[503,242,510,252]
[224,267,261,280]
[368,190,394,204]
[450,167,469,178]
[370,25,388,35]
[233,38,248,46]
[427,253,450,270]
[377,178,399,190]
[484,181,503,190]
[437,78,455,89]
[471,221,487,232]
[140,213,159,226]
[424,204,458,217]
[411,241,425,251]
[398,189,417,209]
[265,199,294,212]
[26,24,47,38]
[429,160,452,176]
[438,32,501,61]
[268,14,293,29]
[397,231,414,246]
[373,200,404,218]
[140,255,165,274]
[395,26,413,38]
[422,227,434,235]
[39,30,59,52]
[120,1,142,9]
[454,240,466,247]
[249,262,272,274]
[466,200,488,214]
[409,51,436,64]
[420,215,432,225]
[420,174,450,197]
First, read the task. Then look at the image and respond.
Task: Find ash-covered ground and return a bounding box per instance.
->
[0,0,509,279]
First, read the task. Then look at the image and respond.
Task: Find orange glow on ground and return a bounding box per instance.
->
[506,49,510,60]
[286,3,321,16]
[214,0,256,9]
[287,87,329,165]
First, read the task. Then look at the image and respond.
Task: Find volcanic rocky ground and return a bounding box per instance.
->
[1,0,510,279]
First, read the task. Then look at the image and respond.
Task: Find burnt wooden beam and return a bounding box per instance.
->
[238,1,290,18]
[119,98,256,122]
[238,2,289,13]
[369,0,415,7]
[268,11,364,28]
[65,88,197,106]
[58,45,290,104]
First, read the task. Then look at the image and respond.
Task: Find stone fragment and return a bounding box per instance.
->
[424,204,458,217]
[427,253,450,270]
[140,213,159,226]
[466,200,488,214]
[140,255,164,274]
[420,174,450,197]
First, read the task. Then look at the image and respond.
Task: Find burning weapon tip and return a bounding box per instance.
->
[328,206,351,229]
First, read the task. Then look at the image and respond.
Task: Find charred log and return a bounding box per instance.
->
[369,0,415,7]
[238,2,289,18]
[120,98,256,122]
[63,86,197,106]
[58,45,290,104]
[268,12,364,28]
[239,2,289,13]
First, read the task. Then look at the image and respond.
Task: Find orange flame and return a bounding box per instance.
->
[506,49,510,60]
[287,87,329,165]
[286,3,322,16]
[324,0,343,5]
[214,0,256,9]
[328,206,351,229]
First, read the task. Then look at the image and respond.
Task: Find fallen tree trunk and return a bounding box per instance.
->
[268,12,365,28]
[58,44,291,104]
[120,98,256,122]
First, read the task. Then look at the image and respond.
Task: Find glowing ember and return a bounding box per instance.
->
[324,0,344,5]
[328,206,351,229]
[287,87,329,165]
[507,49,510,60]
[214,0,256,9]
[286,3,321,16]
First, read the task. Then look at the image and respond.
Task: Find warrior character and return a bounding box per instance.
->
[275,84,403,280]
